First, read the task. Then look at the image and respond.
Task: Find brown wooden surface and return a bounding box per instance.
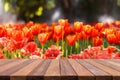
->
[0,59,120,80]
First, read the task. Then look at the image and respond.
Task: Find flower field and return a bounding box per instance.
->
[0,19,120,59]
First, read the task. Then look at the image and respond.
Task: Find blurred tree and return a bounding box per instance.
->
[3,0,55,21]
[3,0,120,23]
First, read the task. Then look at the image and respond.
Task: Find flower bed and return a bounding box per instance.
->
[0,19,120,59]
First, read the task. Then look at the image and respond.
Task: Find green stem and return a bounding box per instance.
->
[42,44,44,53]
[62,31,64,54]
[75,41,79,54]
[56,37,59,46]
[65,44,68,57]
[62,41,64,55]
[70,46,72,55]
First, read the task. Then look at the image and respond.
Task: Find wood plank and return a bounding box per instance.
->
[0,59,27,73]
[76,59,111,80]
[108,59,120,64]
[0,59,27,80]
[0,60,34,75]
[86,59,120,80]
[27,59,51,80]
[44,59,60,80]
[100,60,120,72]
[11,60,43,80]
[68,59,94,80]
[0,59,15,66]
[60,59,77,80]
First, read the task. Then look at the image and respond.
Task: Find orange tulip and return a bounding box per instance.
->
[26,21,34,28]
[93,37,103,46]
[0,27,7,37]
[81,31,89,40]
[58,19,69,27]
[75,32,83,40]
[83,25,92,35]
[11,30,28,49]
[23,27,33,41]
[54,25,62,37]
[64,26,72,35]
[74,22,83,33]
[21,42,38,55]
[0,49,4,59]
[115,21,120,27]
[53,34,62,42]
[90,28,98,38]
[66,35,77,46]
[95,23,104,31]
[107,33,118,44]
[102,28,115,37]
[38,33,48,44]
[116,30,120,42]
[31,24,41,35]
[11,30,24,41]
[107,46,116,53]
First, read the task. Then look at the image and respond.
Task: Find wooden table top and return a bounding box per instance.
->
[0,59,120,80]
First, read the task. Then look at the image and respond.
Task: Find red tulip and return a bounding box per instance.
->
[95,23,104,31]
[0,49,4,59]
[74,22,83,33]
[115,21,120,27]
[76,32,83,40]
[93,37,103,46]
[38,33,49,44]
[11,30,25,41]
[43,45,62,59]
[21,42,38,55]
[26,21,34,28]
[31,48,42,56]
[58,19,71,35]
[83,25,92,35]
[31,24,41,35]
[107,33,118,44]
[22,27,33,41]
[0,27,7,37]
[53,34,62,42]
[107,46,116,53]
[11,30,28,49]
[58,19,69,28]
[0,37,9,47]
[111,52,120,59]
[54,25,62,37]
[66,35,77,46]
[5,40,17,51]
[102,28,115,37]
[64,26,72,35]
[90,28,98,38]
[116,30,120,42]
[81,31,88,40]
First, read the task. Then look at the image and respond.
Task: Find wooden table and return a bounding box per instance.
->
[0,59,120,80]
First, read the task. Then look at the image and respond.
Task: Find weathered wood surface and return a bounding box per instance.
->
[0,59,120,80]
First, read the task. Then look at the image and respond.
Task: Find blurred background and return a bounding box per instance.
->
[1,0,120,24]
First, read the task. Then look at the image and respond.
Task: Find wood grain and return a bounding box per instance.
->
[68,59,94,80]
[11,60,43,80]
[27,59,51,80]
[44,59,60,80]
[0,59,120,80]
[93,59,120,80]
[0,59,26,73]
[60,59,77,80]
[0,59,15,66]
[76,59,111,80]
